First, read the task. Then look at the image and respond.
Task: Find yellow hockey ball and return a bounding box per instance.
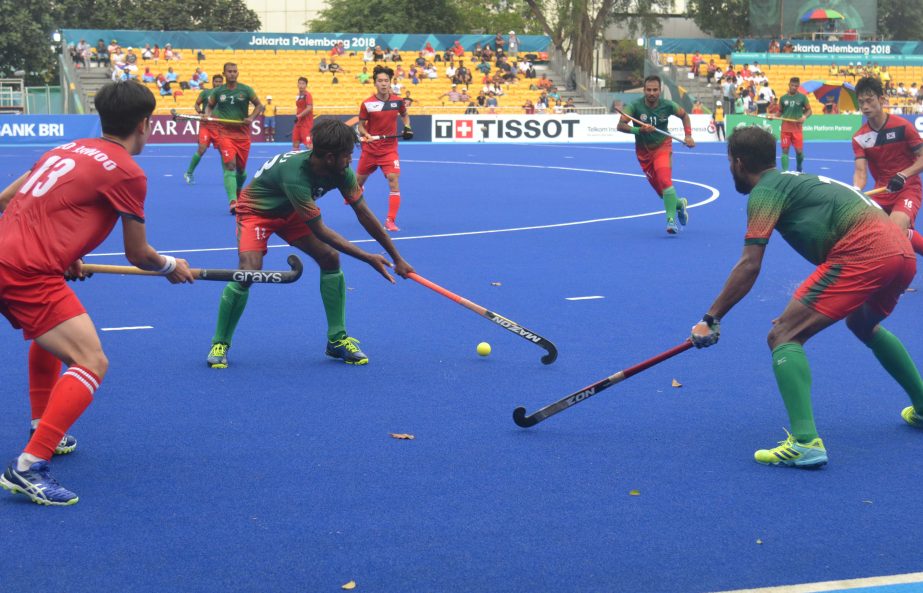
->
[477,342,491,356]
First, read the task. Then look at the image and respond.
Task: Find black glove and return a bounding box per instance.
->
[402,127,414,140]
[888,173,907,193]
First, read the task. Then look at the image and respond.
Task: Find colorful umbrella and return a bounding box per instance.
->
[799,80,857,112]
[800,8,845,22]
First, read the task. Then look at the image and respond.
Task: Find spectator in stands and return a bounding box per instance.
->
[111,46,126,68]
[910,83,919,99]
[390,48,401,62]
[782,40,794,53]
[140,44,153,62]
[829,63,839,78]
[73,39,89,68]
[537,74,553,90]
[454,64,472,86]
[107,39,119,57]
[706,60,718,84]
[362,47,374,62]
[189,73,201,90]
[564,97,576,113]
[547,86,560,102]
[691,51,703,76]
[768,39,780,53]
[692,100,704,114]
[486,91,499,113]
[442,47,453,62]
[166,67,177,83]
[373,46,386,62]
[152,45,160,62]
[391,78,403,95]
[93,39,110,68]
[318,57,328,73]
[357,66,371,84]
[823,97,839,114]
[142,67,155,83]
[157,74,172,96]
[494,32,506,53]
[408,66,420,85]
[897,82,908,98]
[197,50,206,63]
[721,75,736,116]
[535,94,548,113]
[757,81,774,114]
[394,64,406,81]
[525,62,536,79]
[508,31,520,58]
[445,61,456,80]
[767,96,781,118]
[476,58,491,76]
[523,99,535,114]
[331,41,346,56]
[328,58,346,75]
[164,44,176,61]
[439,84,463,102]
[125,48,138,67]
[452,40,465,58]
[423,42,436,60]
[403,90,415,109]
[734,37,745,52]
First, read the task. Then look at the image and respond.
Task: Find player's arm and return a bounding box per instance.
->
[305,215,397,283]
[357,117,373,142]
[194,94,206,114]
[800,99,812,123]
[616,109,653,135]
[0,171,29,213]
[853,157,868,190]
[120,216,195,283]
[296,98,313,120]
[401,110,413,139]
[245,95,264,124]
[677,107,695,148]
[691,243,767,347]
[205,95,216,118]
[348,196,414,278]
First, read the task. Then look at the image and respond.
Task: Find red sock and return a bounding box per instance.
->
[25,366,99,460]
[387,191,401,220]
[28,342,62,421]
[910,229,923,256]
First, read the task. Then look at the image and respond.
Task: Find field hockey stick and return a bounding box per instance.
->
[758,114,802,123]
[407,272,558,364]
[614,106,689,145]
[512,339,693,427]
[360,134,403,142]
[82,255,304,284]
[170,109,244,125]
[865,187,889,196]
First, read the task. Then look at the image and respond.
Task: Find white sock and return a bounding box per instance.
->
[31,419,40,430]
[17,453,44,472]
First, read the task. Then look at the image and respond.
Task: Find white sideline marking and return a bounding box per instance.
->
[711,571,923,593]
[101,326,154,332]
[565,296,604,301]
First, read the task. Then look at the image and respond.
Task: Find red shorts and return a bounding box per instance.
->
[357,150,400,176]
[795,252,916,320]
[780,130,804,152]
[872,184,921,224]
[292,121,313,148]
[636,144,673,195]
[198,124,218,148]
[237,211,313,254]
[0,267,86,340]
[217,135,252,169]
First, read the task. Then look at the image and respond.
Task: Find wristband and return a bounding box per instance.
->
[629,127,640,135]
[157,255,177,275]
[702,313,719,328]
[684,127,693,136]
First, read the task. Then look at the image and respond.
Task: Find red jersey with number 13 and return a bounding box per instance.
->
[359,93,406,156]
[852,115,923,191]
[0,138,146,275]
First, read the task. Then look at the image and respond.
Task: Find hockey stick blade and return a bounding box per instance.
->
[199,254,304,283]
[485,309,557,364]
[513,339,693,427]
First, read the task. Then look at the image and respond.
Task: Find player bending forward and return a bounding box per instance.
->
[691,126,923,468]
[206,118,414,369]
[617,75,694,235]
[0,82,195,505]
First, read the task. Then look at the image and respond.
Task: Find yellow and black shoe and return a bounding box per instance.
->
[754,429,827,469]
[325,337,368,365]
[901,406,923,427]
[207,343,229,369]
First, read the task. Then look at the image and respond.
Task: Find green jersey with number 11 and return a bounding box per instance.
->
[624,97,684,151]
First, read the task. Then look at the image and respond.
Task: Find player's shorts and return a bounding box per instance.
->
[794,222,916,320]
[0,266,86,340]
[636,144,673,195]
[357,150,401,176]
[780,130,804,152]
[236,211,313,254]
[872,184,922,224]
[264,117,276,129]
[217,135,251,169]
[292,122,313,148]
[198,124,218,148]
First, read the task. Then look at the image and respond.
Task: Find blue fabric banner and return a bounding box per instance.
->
[0,115,101,146]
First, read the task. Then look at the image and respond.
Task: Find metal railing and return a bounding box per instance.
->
[548,47,607,108]
[0,79,25,113]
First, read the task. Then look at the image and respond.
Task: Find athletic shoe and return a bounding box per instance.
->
[666,218,680,235]
[901,406,923,427]
[229,200,238,215]
[326,337,369,365]
[384,218,400,232]
[676,198,689,226]
[29,428,77,455]
[754,430,828,468]
[207,343,229,369]
[183,172,194,185]
[0,459,78,506]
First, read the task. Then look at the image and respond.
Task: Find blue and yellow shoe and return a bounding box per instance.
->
[30,428,77,455]
[677,198,689,226]
[754,429,827,468]
[0,459,78,506]
[326,337,368,365]
[666,218,680,235]
[207,343,229,369]
[901,406,923,427]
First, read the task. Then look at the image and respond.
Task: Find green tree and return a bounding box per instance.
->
[687,0,749,39]
[309,0,464,34]
[0,0,58,84]
[454,0,540,35]
[877,0,923,40]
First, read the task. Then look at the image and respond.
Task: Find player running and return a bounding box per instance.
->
[616,75,694,235]
[0,81,195,505]
[206,118,414,369]
[357,65,413,232]
[770,77,811,172]
[691,126,923,469]
[292,77,314,150]
[852,76,923,256]
[184,73,224,184]
[207,62,264,214]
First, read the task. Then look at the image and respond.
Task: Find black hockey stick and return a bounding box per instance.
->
[82,255,304,284]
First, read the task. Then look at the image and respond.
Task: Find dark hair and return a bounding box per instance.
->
[298,76,308,84]
[311,118,357,158]
[212,74,223,84]
[789,76,800,84]
[94,81,155,137]
[223,62,236,73]
[728,126,776,173]
[373,65,394,81]
[855,76,884,98]
[643,75,662,87]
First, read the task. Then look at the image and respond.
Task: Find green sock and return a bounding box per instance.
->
[865,327,923,413]
[236,170,247,195]
[212,282,250,345]
[781,153,789,171]
[187,152,202,175]
[771,342,818,443]
[222,170,237,203]
[795,152,804,172]
[662,186,678,221]
[320,269,347,341]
